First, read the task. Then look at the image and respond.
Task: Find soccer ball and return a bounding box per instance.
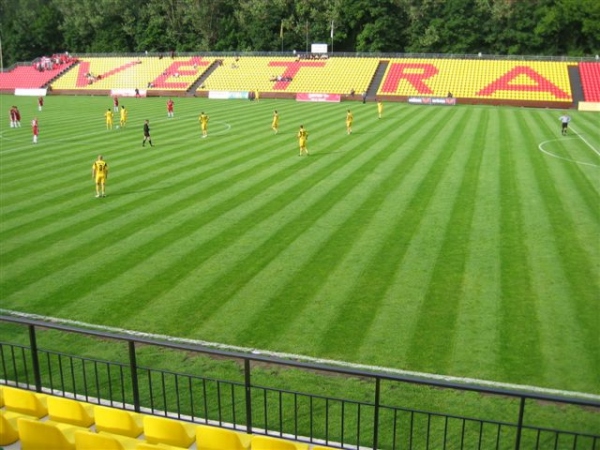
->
[116,125,120,129]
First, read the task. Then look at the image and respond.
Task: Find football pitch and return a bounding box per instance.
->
[1,94,598,396]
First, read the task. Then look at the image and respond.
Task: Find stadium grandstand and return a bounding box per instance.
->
[1,53,599,108]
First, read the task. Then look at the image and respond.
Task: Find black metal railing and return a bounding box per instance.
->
[0,315,598,449]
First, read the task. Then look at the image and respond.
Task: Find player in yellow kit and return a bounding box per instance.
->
[346,109,353,134]
[297,125,309,156]
[104,108,114,130]
[92,155,108,198]
[199,112,209,138]
[271,110,279,134]
[377,99,383,119]
[120,106,128,128]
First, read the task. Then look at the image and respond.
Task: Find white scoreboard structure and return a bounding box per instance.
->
[311,43,328,54]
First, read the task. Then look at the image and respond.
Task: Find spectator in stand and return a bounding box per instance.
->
[38,96,44,112]
[32,118,39,144]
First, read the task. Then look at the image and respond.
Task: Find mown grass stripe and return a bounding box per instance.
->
[450,107,503,380]
[270,108,455,342]
[307,108,468,361]
[518,111,599,390]
[42,109,404,322]
[138,108,431,339]
[497,109,545,385]
[403,108,488,374]
[222,116,435,348]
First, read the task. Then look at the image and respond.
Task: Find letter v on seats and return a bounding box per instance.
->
[75,60,143,87]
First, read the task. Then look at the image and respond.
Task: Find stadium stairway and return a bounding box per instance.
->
[366,60,389,100]
[568,65,585,103]
[187,59,223,96]
[44,61,80,89]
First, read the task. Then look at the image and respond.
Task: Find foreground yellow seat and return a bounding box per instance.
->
[136,443,191,450]
[0,411,19,446]
[47,395,95,427]
[94,405,144,438]
[195,424,251,450]
[0,385,4,407]
[143,415,196,448]
[18,417,79,450]
[3,386,48,418]
[251,434,309,450]
[75,429,141,450]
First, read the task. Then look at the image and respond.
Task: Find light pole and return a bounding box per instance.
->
[0,32,4,72]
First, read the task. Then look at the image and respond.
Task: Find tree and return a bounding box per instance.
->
[0,0,64,67]
[340,0,409,52]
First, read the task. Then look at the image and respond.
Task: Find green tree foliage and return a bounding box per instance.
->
[0,0,598,68]
[1,0,64,67]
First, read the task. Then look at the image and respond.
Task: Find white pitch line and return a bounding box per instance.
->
[570,125,600,157]
[1,309,599,401]
[538,138,600,168]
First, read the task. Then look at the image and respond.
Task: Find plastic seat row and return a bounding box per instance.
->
[377,58,573,101]
[0,386,336,450]
[200,57,378,94]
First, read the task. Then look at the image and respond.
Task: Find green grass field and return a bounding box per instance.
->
[1,94,599,397]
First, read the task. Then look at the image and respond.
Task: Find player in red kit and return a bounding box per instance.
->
[9,106,17,128]
[113,96,119,112]
[13,106,21,127]
[38,96,44,112]
[167,99,174,118]
[32,118,39,143]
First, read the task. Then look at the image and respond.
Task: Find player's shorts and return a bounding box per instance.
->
[95,175,106,183]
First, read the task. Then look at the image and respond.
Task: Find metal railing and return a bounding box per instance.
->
[0,315,598,449]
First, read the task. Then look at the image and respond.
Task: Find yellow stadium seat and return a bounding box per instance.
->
[94,405,144,438]
[250,434,309,450]
[3,386,48,418]
[75,429,141,450]
[143,415,196,448]
[18,417,79,450]
[0,411,20,446]
[0,385,4,407]
[136,443,190,450]
[47,395,95,427]
[195,424,251,450]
